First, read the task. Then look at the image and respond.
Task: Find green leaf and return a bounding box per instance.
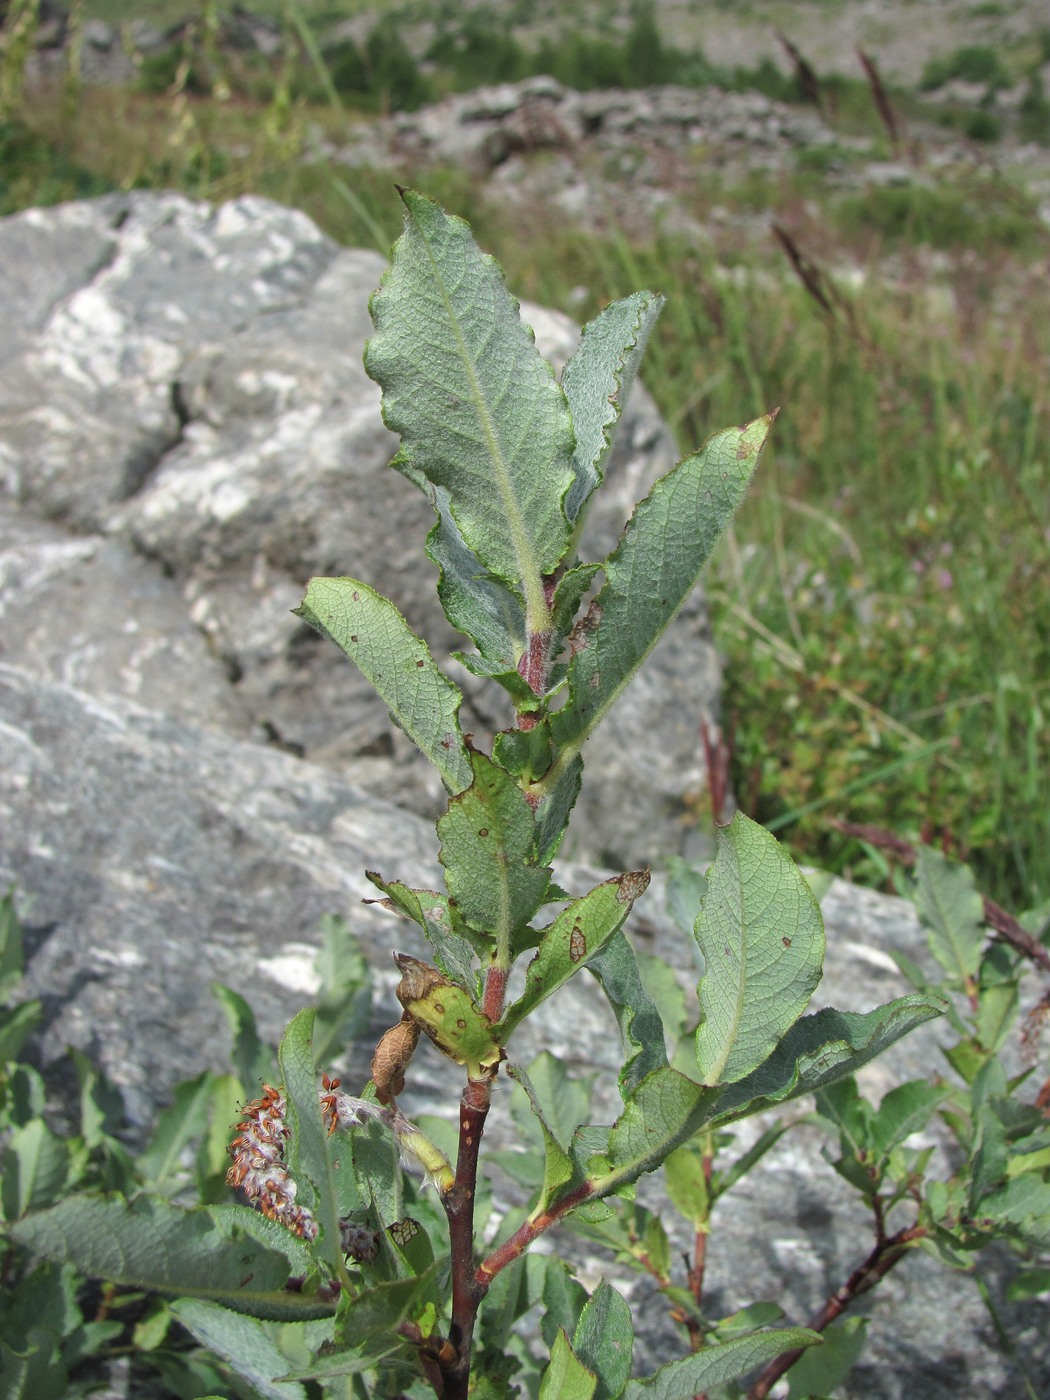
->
[539,1329,598,1400]
[0,892,27,1002]
[427,486,525,666]
[623,1328,822,1398]
[366,874,477,989]
[205,1205,317,1277]
[437,751,551,952]
[279,1334,407,1383]
[493,724,555,795]
[573,1280,634,1400]
[394,953,503,1077]
[479,1250,550,1354]
[534,752,584,865]
[498,871,651,1038]
[5,1196,334,1320]
[0,1335,68,1400]
[352,1115,403,1231]
[170,1300,308,1400]
[311,916,374,1068]
[550,414,773,759]
[712,996,945,1125]
[589,1070,717,1200]
[212,984,274,1095]
[1007,1268,1050,1301]
[278,1009,345,1277]
[561,291,665,523]
[694,814,825,1086]
[295,576,472,793]
[588,932,669,1098]
[1,1120,71,1219]
[551,563,603,642]
[506,1062,575,1213]
[542,1258,589,1350]
[665,857,708,945]
[663,1144,710,1227]
[366,189,576,624]
[978,1174,1050,1245]
[870,1080,949,1157]
[0,1000,41,1064]
[976,980,1020,1056]
[512,1051,597,1150]
[136,1071,218,1193]
[336,1262,444,1343]
[785,1316,867,1399]
[914,847,985,985]
[714,1122,793,1196]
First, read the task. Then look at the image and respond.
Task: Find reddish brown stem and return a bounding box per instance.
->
[439,1075,495,1399]
[481,963,508,1022]
[516,576,558,729]
[746,1224,926,1400]
[476,1180,595,1287]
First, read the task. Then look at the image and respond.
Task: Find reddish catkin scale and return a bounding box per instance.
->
[225,1085,319,1241]
[371,1014,421,1105]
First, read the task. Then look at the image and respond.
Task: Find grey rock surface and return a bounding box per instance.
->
[0,190,723,862]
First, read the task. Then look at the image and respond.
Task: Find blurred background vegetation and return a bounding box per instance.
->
[2,0,1049,915]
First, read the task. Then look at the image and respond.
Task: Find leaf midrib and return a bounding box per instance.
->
[417,225,548,633]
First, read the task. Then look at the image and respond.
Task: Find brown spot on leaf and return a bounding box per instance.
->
[782,936,792,948]
[616,869,651,905]
[570,926,586,963]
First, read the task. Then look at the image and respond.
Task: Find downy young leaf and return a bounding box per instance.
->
[497,871,652,1039]
[587,932,669,1098]
[437,751,551,953]
[588,1070,716,1200]
[170,1299,308,1400]
[539,1329,598,1400]
[550,414,773,759]
[365,189,576,622]
[694,814,824,1087]
[427,486,525,667]
[278,1009,345,1276]
[6,1196,333,1320]
[366,874,477,989]
[295,576,472,793]
[914,846,985,986]
[573,1279,634,1400]
[711,995,945,1125]
[623,1328,821,1398]
[561,291,665,524]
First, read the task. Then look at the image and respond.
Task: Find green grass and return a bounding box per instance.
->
[8,50,1049,914]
